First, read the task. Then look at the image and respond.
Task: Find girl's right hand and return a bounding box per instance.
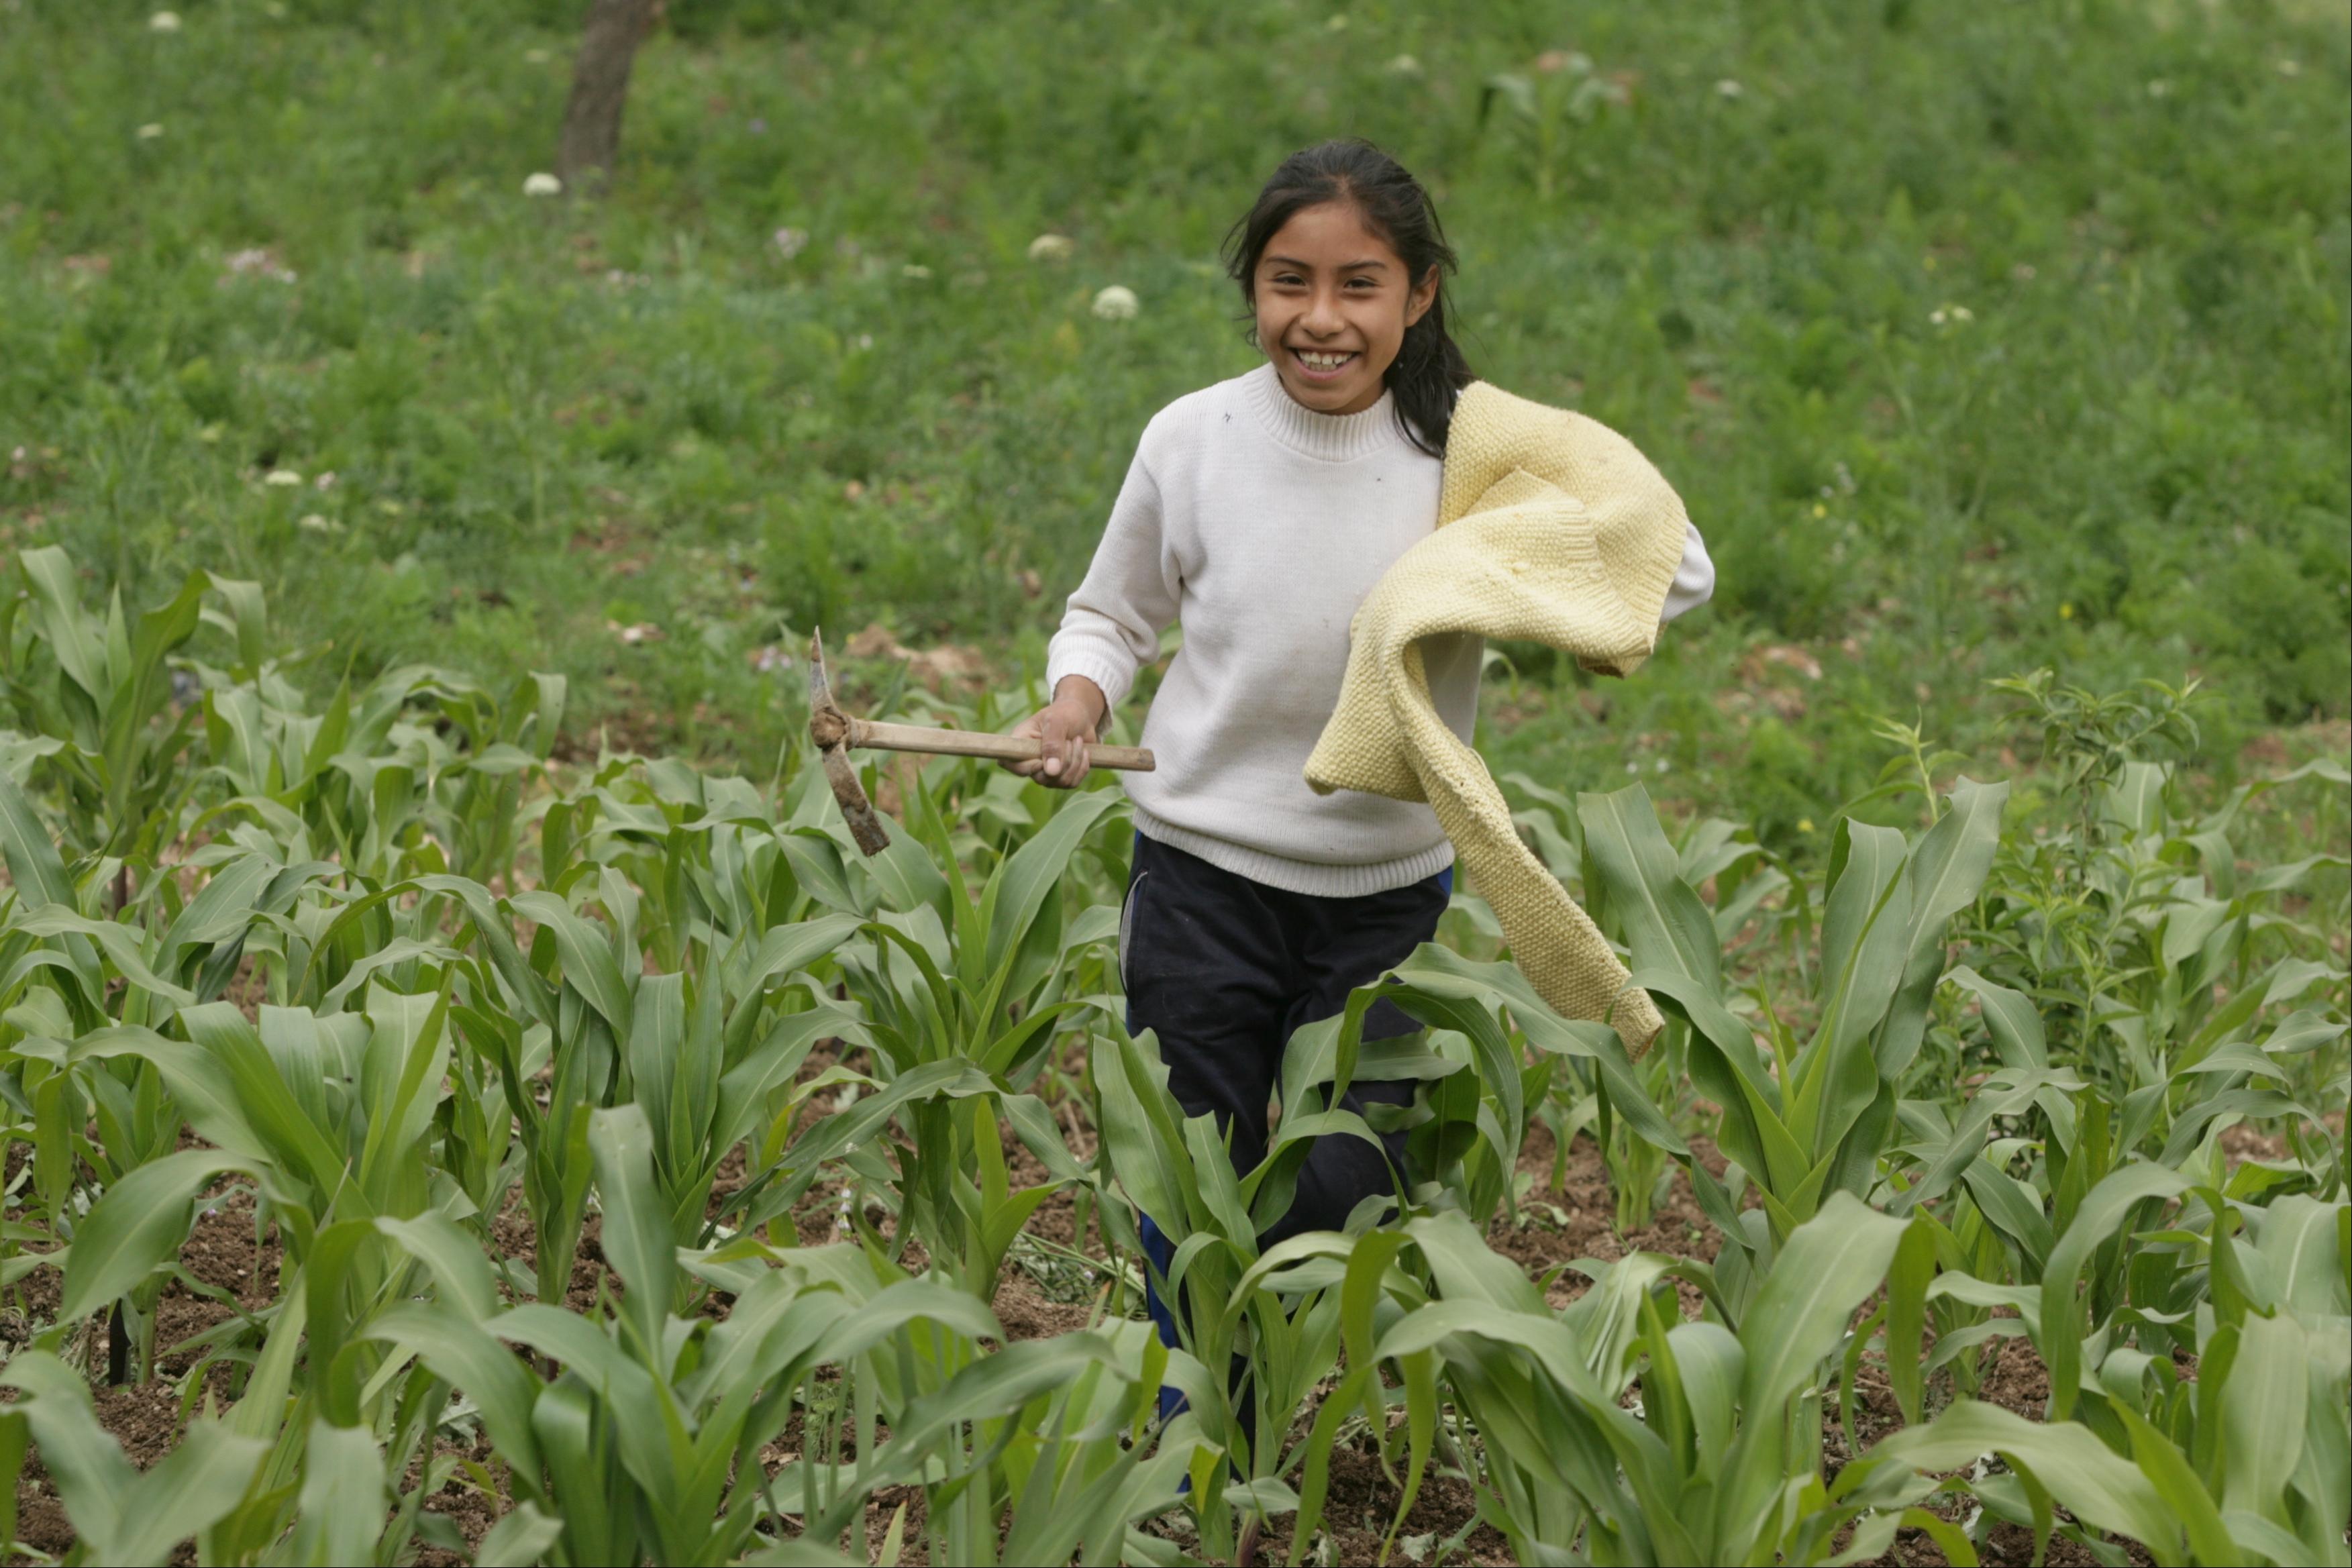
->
[1008,676,1108,788]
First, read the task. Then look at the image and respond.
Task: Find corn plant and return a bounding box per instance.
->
[1509,774,1795,1232]
[0,1349,266,1564]
[365,1105,1198,1566]
[1876,1236,2349,1567]
[0,547,244,879]
[1573,778,2006,1316]
[1090,943,1675,1560]
[748,783,1116,1297]
[1297,1195,1944,1566]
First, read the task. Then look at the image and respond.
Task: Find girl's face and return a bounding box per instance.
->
[1251,199,1437,417]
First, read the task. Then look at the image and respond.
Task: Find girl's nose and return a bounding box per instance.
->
[1302,288,1347,335]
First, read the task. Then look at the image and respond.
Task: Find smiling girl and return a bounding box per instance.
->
[1013,139,1714,1265]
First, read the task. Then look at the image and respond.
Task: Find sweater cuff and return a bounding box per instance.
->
[1045,642,1137,715]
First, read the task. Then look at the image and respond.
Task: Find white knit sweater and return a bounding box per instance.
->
[1046,364,1714,896]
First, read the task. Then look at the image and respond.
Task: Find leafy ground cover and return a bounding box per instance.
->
[0,554,2343,1565]
[3,0,2347,844]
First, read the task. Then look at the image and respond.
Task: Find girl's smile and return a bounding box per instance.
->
[1288,348,1360,380]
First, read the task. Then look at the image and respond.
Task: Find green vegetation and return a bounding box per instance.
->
[0,0,2347,1562]
[0,552,2343,1564]
[4,0,2346,835]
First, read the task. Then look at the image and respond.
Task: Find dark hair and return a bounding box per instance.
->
[1223,139,1474,458]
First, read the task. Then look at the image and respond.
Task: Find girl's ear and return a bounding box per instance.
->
[1405,264,1439,329]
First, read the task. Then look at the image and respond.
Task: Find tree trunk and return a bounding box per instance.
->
[555,0,657,193]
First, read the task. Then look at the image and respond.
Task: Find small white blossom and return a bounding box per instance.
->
[1384,54,1423,76]
[901,263,932,279]
[1026,233,1074,262]
[136,122,165,140]
[1929,303,1974,327]
[222,247,296,283]
[1090,284,1139,321]
[297,513,342,534]
[1714,79,1743,99]
[522,172,562,197]
[2276,58,2302,77]
[524,47,550,63]
[772,226,808,260]
[2145,79,2171,98]
[148,11,181,31]
[313,470,336,490]
[264,468,303,486]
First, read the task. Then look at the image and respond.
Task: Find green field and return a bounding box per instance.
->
[0,3,2348,1565]
[8,0,2348,827]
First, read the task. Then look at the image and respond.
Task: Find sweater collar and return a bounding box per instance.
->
[1241,362,1408,462]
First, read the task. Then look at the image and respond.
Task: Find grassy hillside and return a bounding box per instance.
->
[3,0,2346,841]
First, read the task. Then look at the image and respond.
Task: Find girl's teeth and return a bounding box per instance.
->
[1298,351,1353,370]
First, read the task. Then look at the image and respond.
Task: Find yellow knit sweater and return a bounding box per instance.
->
[1303,382,1690,1054]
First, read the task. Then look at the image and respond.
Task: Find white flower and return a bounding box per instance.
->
[1714,79,1743,99]
[524,47,550,63]
[264,468,303,486]
[901,263,932,279]
[313,470,336,490]
[1090,284,1139,321]
[772,226,807,259]
[522,172,562,197]
[2276,58,2302,78]
[1384,54,1423,76]
[148,11,181,31]
[2145,79,2171,98]
[297,513,343,534]
[1026,233,1074,262]
[1930,303,1974,327]
[136,123,165,140]
[222,247,296,283]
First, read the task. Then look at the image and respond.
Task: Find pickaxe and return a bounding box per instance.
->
[807,630,1154,855]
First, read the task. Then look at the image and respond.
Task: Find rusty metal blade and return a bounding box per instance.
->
[819,742,890,856]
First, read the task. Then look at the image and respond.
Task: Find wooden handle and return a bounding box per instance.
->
[848,718,1154,772]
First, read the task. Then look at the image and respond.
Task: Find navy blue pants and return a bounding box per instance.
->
[1123,832,1450,1383]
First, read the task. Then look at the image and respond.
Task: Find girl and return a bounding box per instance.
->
[1011,139,1714,1270]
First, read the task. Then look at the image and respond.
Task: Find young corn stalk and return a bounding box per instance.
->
[1574,778,2005,1317]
